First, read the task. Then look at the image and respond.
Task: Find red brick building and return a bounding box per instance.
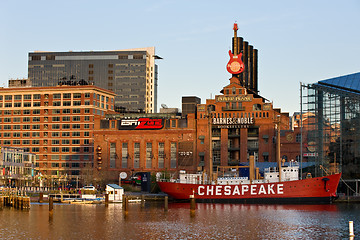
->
[94,76,291,180]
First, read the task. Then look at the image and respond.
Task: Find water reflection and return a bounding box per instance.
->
[0,202,358,239]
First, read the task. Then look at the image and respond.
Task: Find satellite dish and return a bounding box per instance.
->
[120,172,127,179]
[161,104,168,109]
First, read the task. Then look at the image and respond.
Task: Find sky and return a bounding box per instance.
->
[1,0,359,115]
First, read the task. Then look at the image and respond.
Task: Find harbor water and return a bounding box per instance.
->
[0,202,359,239]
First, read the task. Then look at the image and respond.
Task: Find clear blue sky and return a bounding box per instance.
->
[1,0,359,114]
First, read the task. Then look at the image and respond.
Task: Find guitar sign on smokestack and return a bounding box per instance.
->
[226,23,244,75]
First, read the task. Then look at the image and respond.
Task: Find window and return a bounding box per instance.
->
[62,147,69,152]
[85,116,90,121]
[23,110,30,115]
[73,109,80,114]
[62,124,71,129]
[33,94,41,100]
[73,124,81,129]
[23,125,30,130]
[84,139,89,145]
[63,93,71,99]
[110,142,116,168]
[85,93,90,98]
[32,132,40,137]
[14,102,21,107]
[73,132,80,137]
[13,132,21,138]
[33,109,40,114]
[23,132,30,137]
[63,109,71,114]
[62,139,70,145]
[122,143,128,168]
[63,101,71,106]
[146,142,152,168]
[84,132,90,137]
[73,101,81,106]
[72,139,80,145]
[52,124,60,129]
[52,132,60,137]
[24,94,31,100]
[52,147,59,153]
[32,140,40,145]
[62,132,70,137]
[73,93,81,99]
[52,140,60,145]
[13,118,21,122]
[84,124,90,129]
[52,109,61,114]
[158,142,165,168]
[171,143,177,169]
[53,101,61,106]
[33,117,40,122]
[24,102,31,107]
[32,125,40,130]
[134,143,140,168]
[23,117,30,122]
[62,116,70,121]
[296,134,301,143]
[32,147,39,152]
[72,147,80,153]
[73,116,80,121]
[52,117,60,122]
[33,102,41,107]
[53,93,61,99]
[5,95,12,100]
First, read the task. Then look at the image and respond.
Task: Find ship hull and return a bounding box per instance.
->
[157,173,341,204]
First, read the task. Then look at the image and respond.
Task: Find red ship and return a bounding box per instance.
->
[157,161,341,204]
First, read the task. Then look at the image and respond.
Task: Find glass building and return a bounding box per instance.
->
[28,48,160,113]
[301,72,360,179]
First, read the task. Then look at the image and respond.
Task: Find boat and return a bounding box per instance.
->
[157,156,341,204]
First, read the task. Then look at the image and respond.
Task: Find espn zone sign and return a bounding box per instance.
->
[119,118,164,130]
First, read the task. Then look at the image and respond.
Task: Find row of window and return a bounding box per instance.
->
[0,116,91,123]
[0,100,90,108]
[0,124,91,130]
[2,145,91,153]
[0,109,91,115]
[0,132,90,142]
[202,111,270,119]
[0,93,91,101]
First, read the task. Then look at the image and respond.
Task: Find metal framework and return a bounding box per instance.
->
[301,82,360,179]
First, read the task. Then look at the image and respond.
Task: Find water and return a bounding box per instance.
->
[1,202,359,239]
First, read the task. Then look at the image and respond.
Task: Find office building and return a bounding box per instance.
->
[28,47,159,113]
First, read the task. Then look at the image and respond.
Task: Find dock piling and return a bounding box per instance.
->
[349,221,355,237]
[164,196,168,212]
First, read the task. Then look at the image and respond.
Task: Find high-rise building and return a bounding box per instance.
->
[28,47,160,113]
[0,85,116,183]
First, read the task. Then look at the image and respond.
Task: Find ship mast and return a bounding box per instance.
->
[276,115,282,182]
[208,105,213,183]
